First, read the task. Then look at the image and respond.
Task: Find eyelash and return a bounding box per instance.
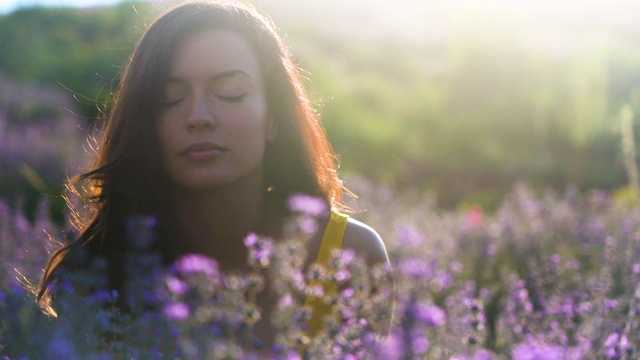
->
[217,94,247,103]
[161,98,185,107]
[161,93,247,108]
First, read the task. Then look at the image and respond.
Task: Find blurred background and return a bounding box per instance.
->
[1,0,639,221]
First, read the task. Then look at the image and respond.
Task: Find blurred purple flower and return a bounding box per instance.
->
[244,232,259,247]
[164,301,189,320]
[298,216,319,235]
[397,225,424,248]
[577,301,591,313]
[279,294,293,308]
[452,349,494,360]
[9,281,25,296]
[411,329,430,354]
[603,332,631,359]
[342,287,354,299]
[415,302,447,327]
[380,330,404,359]
[307,284,324,298]
[474,349,494,360]
[431,271,453,291]
[334,269,351,282]
[604,299,618,310]
[124,215,158,249]
[449,261,463,274]
[339,248,356,266]
[87,289,113,305]
[512,338,564,360]
[287,194,327,216]
[244,233,274,267]
[48,334,78,360]
[398,257,430,278]
[173,254,220,280]
[166,275,189,296]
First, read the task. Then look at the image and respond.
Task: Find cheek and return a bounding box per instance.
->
[224,102,269,137]
[156,117,180,158]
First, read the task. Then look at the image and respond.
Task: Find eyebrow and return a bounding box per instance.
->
[166,69,252,83]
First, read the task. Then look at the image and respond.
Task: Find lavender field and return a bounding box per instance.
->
[1,1,640,355]
[1,177,640,358]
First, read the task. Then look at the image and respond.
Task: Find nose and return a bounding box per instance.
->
[186,92,215,131]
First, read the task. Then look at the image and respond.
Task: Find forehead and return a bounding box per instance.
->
[168,29,261,80]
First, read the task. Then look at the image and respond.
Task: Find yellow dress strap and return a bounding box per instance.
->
[304,209,349,336]
[315,210,349,264]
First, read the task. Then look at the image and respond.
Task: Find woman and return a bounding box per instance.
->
[37,0,390,349]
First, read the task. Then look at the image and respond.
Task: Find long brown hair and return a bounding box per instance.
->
[37,0,346,313]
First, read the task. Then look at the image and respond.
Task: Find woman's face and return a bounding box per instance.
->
[157,29,274,190]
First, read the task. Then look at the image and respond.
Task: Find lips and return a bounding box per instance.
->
[180,142,228,161]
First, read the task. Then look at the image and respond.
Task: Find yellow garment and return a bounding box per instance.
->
[304,209,348,335]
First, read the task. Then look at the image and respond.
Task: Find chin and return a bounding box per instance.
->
[180,179,234,190]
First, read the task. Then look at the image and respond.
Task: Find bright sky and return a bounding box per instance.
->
[1,0,638,15]
[0,0,130,13]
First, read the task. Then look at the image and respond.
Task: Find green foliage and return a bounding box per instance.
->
[1,0,640,207]
[0,1,153,119]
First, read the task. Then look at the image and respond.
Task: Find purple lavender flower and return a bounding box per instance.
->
[397,225,424,248]
[415,302,447,327]
[278,294,293,308]
[431,270,453,291]
[87,289,113,305]
[604,299,618,310]
[174,254,219,278]
[511,338,564,360]
[48,333,79,360]
[244,232,259,247]
[244,233,274,268]
[398,257,430,279]
[297,216,319,235]
[334,268,351,282]
[166,275,189,296]
[339,248,356,266]
[287,194,328,216]
[473,349,495,360]
[164,301,189,320]
[124,215,158,249]
[410,329,430,354]
[380,330,404,359]
[603,332,631,359]
[451,349,494,360]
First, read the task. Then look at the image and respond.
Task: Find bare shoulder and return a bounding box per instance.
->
[343,217,389,266]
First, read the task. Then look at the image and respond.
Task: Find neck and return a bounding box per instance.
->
[171,169,267,271]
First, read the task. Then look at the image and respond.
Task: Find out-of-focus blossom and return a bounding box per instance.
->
[466,204,484,229]
[511,338,565,360]
[125,215,158,249]
[287,194,327,217]
[415,302,447,327]
[166,275,189,296]
[173,254,220,279]
[410,329,430,354]
[397,225,424,248]
[398,257,430,279]
[603,332,631,359]
[164,302,189,320]
[244,233,274,268]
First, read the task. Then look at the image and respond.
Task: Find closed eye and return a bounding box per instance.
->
[161,98,185,107]
[217,93,247,103]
